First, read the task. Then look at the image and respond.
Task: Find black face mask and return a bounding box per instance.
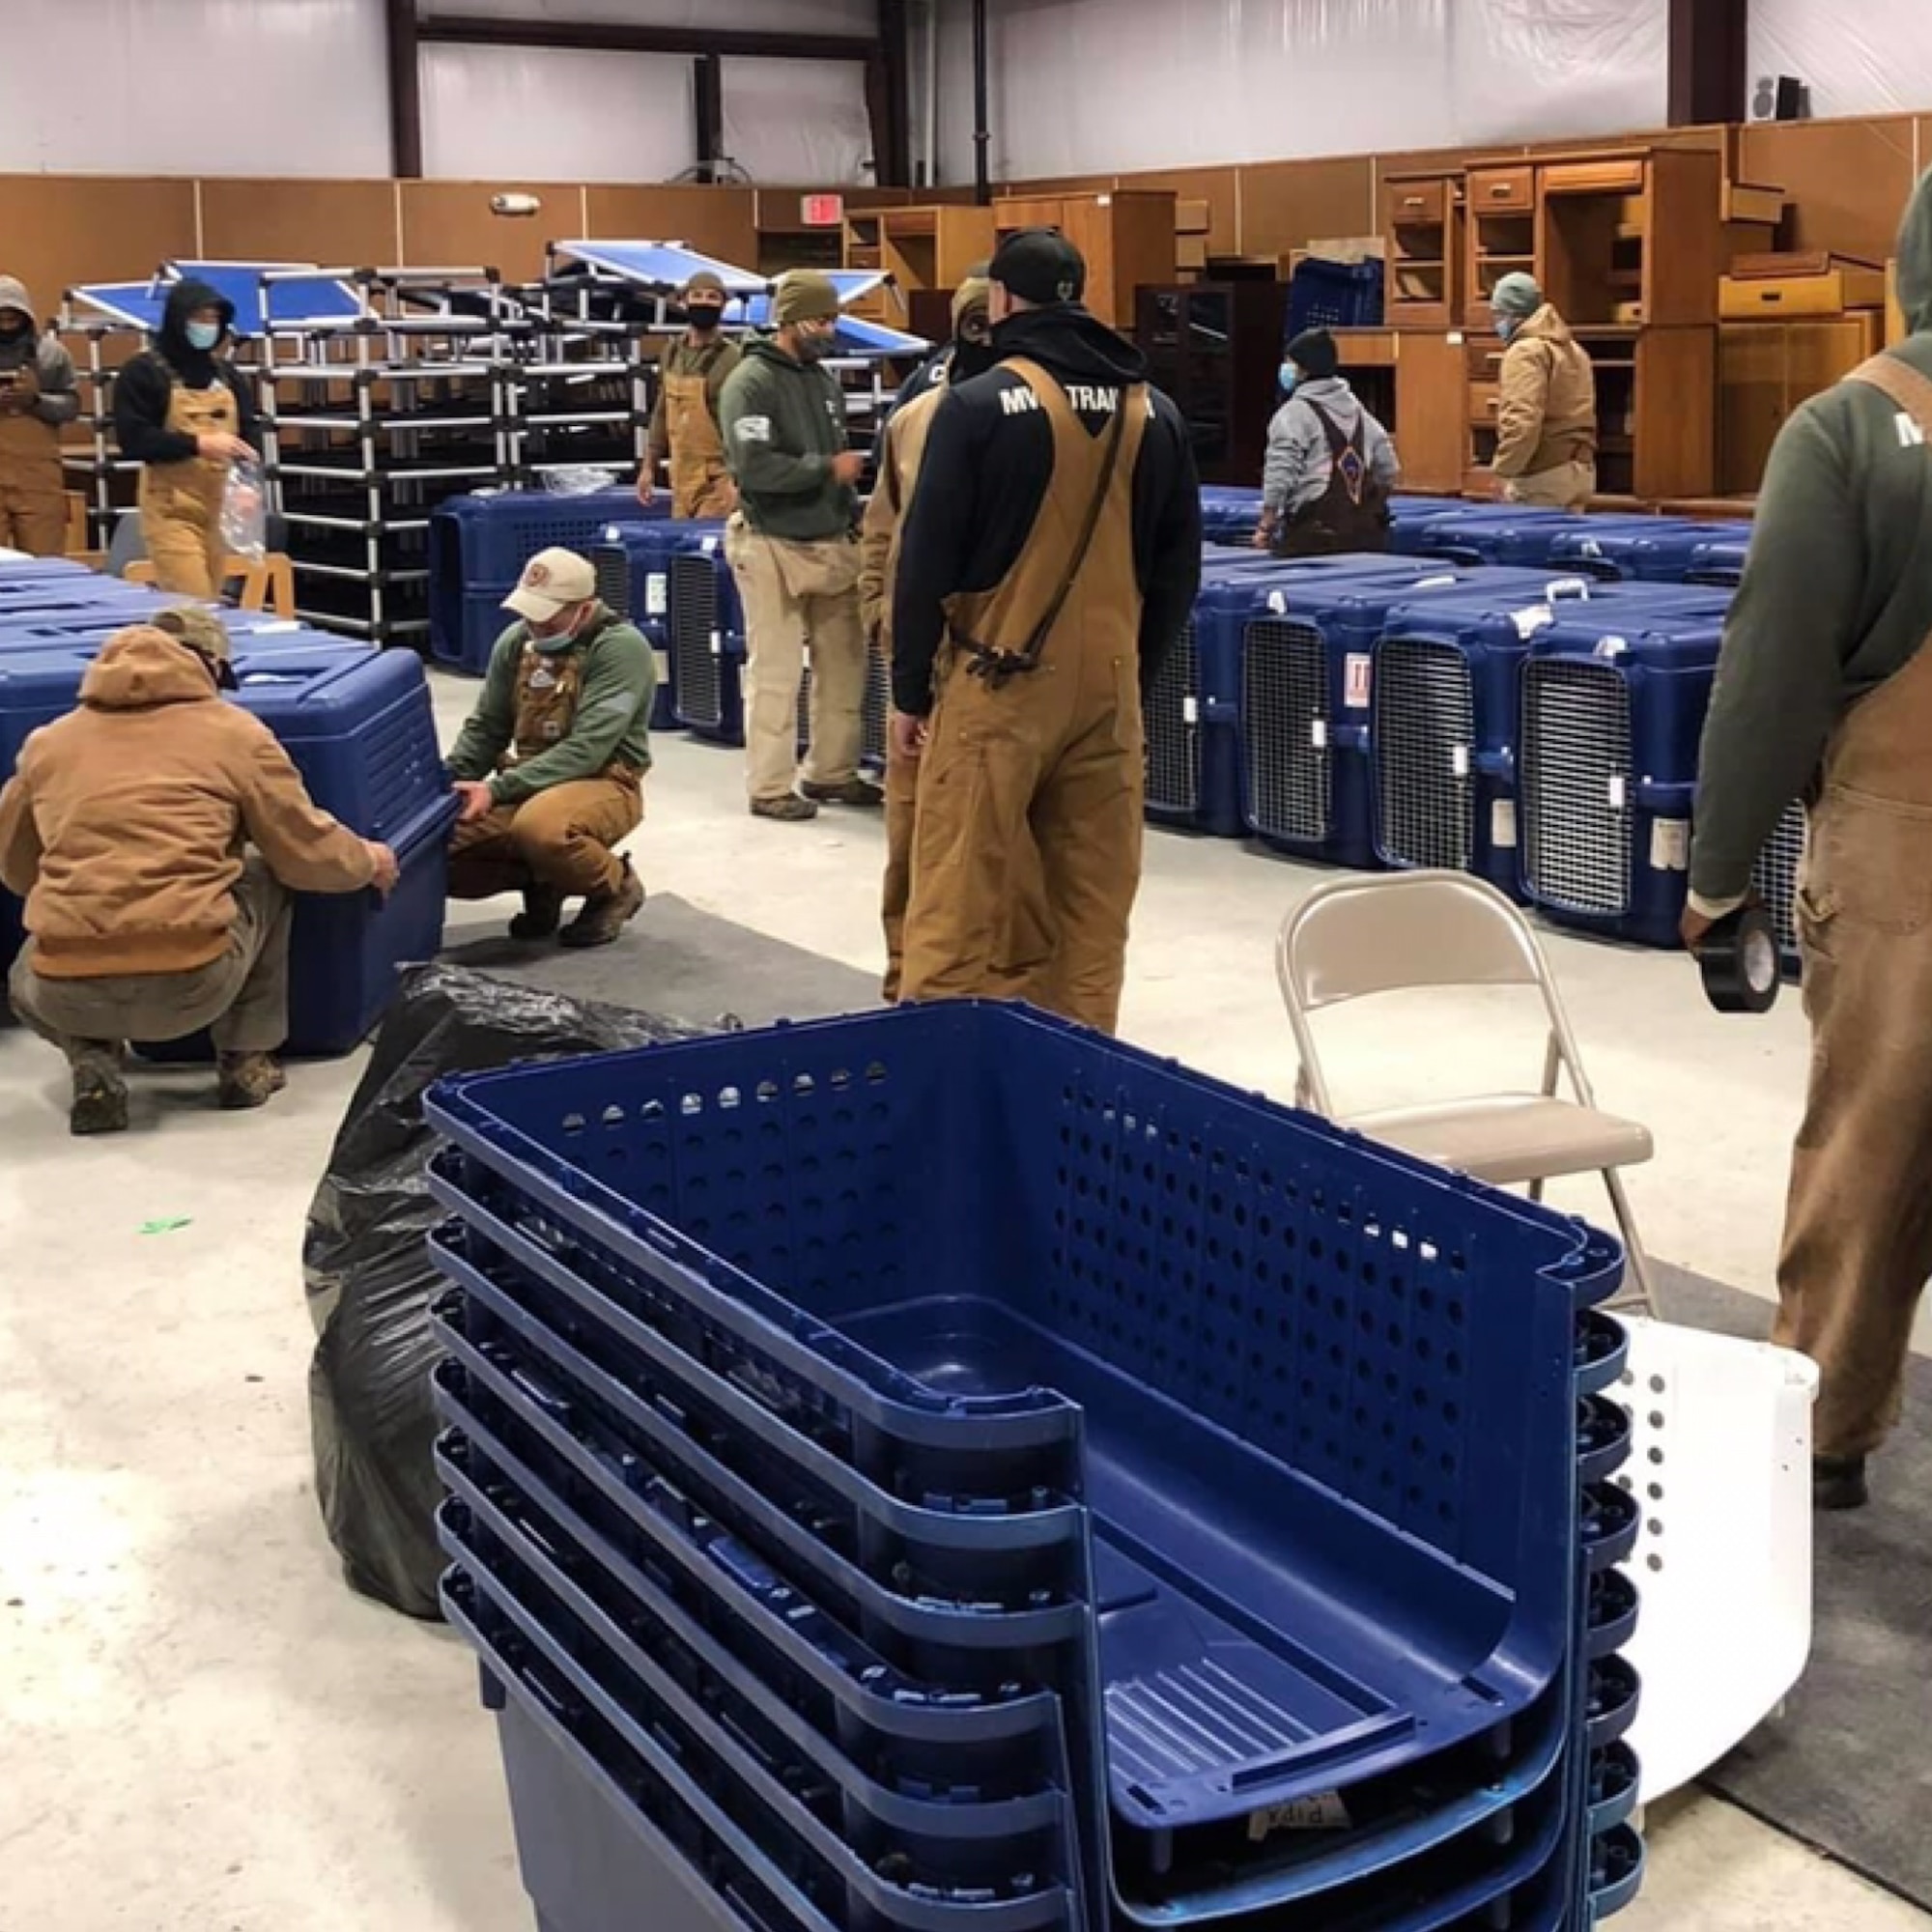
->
[687,305,724,334]
[951,339,997,384]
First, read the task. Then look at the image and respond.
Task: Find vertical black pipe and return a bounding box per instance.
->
[972,0,991,205]
[694,53,724,183]
[386,0,423,179]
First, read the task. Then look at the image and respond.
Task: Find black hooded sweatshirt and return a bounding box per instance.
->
[112,278,260,467]
[891,304,1202,715]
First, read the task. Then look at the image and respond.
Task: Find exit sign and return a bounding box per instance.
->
[801,193,845,228]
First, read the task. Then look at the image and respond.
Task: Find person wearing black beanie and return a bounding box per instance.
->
[111,278,260,596]
[1253,327,1400,557]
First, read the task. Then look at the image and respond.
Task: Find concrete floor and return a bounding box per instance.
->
[0,673,1924,1931]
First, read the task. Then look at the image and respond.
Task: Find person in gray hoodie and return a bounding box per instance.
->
[1686,168,1932,1514]
[1253,328,1399,556]
[0,276,79,557]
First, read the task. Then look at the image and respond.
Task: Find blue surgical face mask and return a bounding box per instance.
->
[185,320,221,352]
[1278,362,1298,396]
[1493,312,1516,342]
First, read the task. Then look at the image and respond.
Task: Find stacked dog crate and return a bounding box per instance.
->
[0,560,450,1050]
[429,489,664,673]
[424,1000,1646,1932]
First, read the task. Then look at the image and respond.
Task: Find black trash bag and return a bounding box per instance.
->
[303,962,704,1617]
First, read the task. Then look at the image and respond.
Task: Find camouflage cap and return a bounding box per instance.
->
[152,604,233,664]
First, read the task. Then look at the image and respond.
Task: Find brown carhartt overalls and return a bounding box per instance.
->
[661,340,738,521]
[0,363,68,557]
[1775,353,1932,1457]
[899,358,1150,1037]
[447,635,643,902]
[137,364,241,598]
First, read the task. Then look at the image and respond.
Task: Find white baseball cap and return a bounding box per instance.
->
[503,546,597,623]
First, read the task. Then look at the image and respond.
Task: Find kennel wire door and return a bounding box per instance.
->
[1144,620,1203,820]
[1750,802,1808,971]
[1243,614,1333,847]
[669,551,727,734]
[1521,657,1634,920]
[1374,634,1476,871]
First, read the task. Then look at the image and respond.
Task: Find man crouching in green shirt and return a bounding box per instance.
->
[445,546,655,948]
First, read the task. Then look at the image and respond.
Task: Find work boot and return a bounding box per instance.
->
[559,860,645,950]
[1813,1454,1869,1513]
[69,1043,128,1138]
[508,883,565,941]
[751,794,819,823]
[216,1052,288,1112]
[799,775,886,809]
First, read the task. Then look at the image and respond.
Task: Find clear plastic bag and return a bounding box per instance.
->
[541,463,625,496]
[220,451,268,562]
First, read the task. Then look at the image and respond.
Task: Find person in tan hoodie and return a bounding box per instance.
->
[0,614,397,1135]
[1490,272,1598,510]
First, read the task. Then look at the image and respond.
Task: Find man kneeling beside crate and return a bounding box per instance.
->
[0,610,398,1135]
[445,548,655,950]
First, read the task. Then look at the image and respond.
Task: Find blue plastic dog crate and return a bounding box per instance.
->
[1236,560,1581,869]
[424,1003,1645,1932]
[1403,509,1604,571]
[1539,520,1750,584]
[1385,497,1477,553]
[1686,535,1751,587]
[1199,486,1265,547]
[1518,604,1735,948]
[589,523,688,732]
[430,490,668,671]
[1371,577,1732,897]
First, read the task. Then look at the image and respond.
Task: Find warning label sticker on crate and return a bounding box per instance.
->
[1344,652,1373,708]
[1651,818,1690,872]
[645,572,668,616]
[1492,799,1518,847]
[1246,1792,1353,1842]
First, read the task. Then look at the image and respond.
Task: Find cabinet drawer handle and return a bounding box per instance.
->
[1402,195,1426,209]
[1490,184,1517,199]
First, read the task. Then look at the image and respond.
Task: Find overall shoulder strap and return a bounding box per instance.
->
[1845,353,1932,437]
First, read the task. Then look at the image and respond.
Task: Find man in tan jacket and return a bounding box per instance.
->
[0,613,397,1135]
[1490,272,1598,510]
[858,275,992,998]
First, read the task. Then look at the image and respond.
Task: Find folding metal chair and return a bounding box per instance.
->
[1275,869,1661,1315]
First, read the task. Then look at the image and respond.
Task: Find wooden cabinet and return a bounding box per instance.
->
[1137,281,1290,486]
[1718,314,1884,494]
[843,205,997,313]
[995,190,1177,329]
[1381,171,1460,329]
[1465,170,1540,327]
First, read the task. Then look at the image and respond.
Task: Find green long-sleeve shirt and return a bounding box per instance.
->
[446,609,655,807]
[1690,332,1932,901]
